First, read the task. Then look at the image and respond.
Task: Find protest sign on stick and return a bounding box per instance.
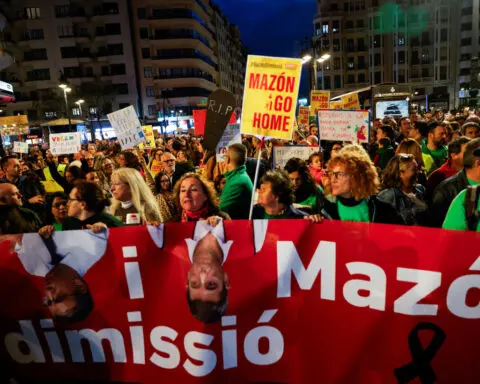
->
[298,106,310,126]
[319,110,370,143]
[139,125,156,150]
[193,109,237,136]
[203,89,236,151]
[330,100,343,109]
[310,90,330,116]
[49,133,81,155]
[107,106,145,149]
[13,141,28,154]
[216,124,241,162]
[341,93,360,110]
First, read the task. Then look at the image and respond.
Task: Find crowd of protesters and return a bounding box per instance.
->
[0,106,479,236]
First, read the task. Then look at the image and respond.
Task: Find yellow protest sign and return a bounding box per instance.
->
[0,115,28,126]
[341,93,360,110]
[330,100,343,110]
[310,90,330,116]
[138,125,155,149]
[298,106,310,126]
[240,55,302,140]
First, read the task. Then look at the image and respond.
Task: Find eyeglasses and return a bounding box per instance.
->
[327,171,349,180]
[43,293,81,307]
[52,201,67,208]
[398,153,414,161]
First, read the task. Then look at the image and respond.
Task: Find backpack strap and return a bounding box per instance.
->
[465,186,480,231]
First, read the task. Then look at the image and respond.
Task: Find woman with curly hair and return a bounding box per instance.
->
[377,154,428,226]
[321,151,403,224]
[171,172,230,222]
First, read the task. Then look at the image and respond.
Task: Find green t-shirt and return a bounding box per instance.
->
[297,186,323,213]
[264,211,287,220]
[53,222,63,232]
[338,199,370,222]
[467,178,480,186]
[421,139,448,172]
[442,188,480,231]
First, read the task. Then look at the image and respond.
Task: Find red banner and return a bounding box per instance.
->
[193,109,237,135]
[0,221,478,383]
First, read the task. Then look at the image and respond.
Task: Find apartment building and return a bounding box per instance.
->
[212,5,247,107]
[0,0,138,121]
[312,0,479,108]
[132,0,219,120]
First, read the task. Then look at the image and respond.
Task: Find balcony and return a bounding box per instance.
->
[154,72,215,84]
[150,29,212,49]
[155,87,211,99]
[152,50,217,70]
[148,8,215,36]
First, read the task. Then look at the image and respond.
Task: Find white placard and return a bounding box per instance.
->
[318,110,370,143]
[50,132,81,155]
[272,145,319,170]
[107,106,145,149]
[13,141,28,154]
[216,124,241,162]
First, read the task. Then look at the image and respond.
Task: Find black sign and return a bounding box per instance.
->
[203,89,236,151]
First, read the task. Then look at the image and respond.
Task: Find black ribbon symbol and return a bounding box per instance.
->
[394,322,446,384]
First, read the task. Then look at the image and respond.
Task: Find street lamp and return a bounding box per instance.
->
[302,54,312,64]
[316,54,331,90]
[75,99,85,117]
[59,84,72,131]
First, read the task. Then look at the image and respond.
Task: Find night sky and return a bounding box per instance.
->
[215,0,317,96]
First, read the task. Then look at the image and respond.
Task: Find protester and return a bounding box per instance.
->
[148,149,164,176]
[110,168,163,224]
[461,122,480,139]
[284,158,323,214]
[95,156,115,195]
[119,151,143,173]
[214,174,226,196]
[307,151,326,186]
[45,192,68,231]
[0,183,42,234]
[377,125,397,148]
[426,136,471,201]
[321,151,403,224]
[374,137,395,170]
[154,171,177,222]
[397,117,411,143]
[409,119,428,144]
[219,144,253,220]
[396,138,428,186]
[421,122,448,174]
[172,173,230,222]
[378,154,428,226]
[430,138,480,227]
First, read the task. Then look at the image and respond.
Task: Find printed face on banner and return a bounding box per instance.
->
[49,133,81,155]
[310,90,330,116]
[241,55,302,140]
[216,124,241,162]
[107,106,145,149]
[319,110,370,143]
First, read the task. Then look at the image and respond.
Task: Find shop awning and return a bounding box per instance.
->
[330,86,372,101]
[41,118,84,126]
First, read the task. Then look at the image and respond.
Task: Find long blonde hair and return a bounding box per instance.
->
[110,168,163,223]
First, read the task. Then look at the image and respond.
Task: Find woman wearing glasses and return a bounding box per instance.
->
[321,151,403,224]
[39,180,123,236]
[154,171,177,222]
[378,154,428,226]
[45,192,68,231]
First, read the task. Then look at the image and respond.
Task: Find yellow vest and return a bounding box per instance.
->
[42,167,64,193]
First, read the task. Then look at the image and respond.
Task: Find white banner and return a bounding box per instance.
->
[216,124,241,162]
[49,133,81,155]
[272,145,319,170]
[318,110,369,143]
[107,106,145,149]
[13,141,28,154]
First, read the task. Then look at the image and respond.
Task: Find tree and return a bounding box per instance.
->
[79,81,118,141]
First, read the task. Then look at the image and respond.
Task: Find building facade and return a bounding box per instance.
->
[312,0,480,109]
[0,0,138,121]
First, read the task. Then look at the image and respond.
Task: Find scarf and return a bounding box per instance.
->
[181,205,210,222]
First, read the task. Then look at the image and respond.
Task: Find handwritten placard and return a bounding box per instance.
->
[107,106,145,149]
[13,141,28,154]
[272,145,319,170]
[216,124,241,162]
[49,133,81,155]
[318,110,369,143]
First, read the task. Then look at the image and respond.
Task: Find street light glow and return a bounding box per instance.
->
[59,84,67,89]
[321,54,331,60]
[65,87,72,93]
[76,99,85,104]
[318,58,326,63]
[302,55,312,64]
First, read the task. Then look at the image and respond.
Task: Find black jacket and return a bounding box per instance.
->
[320,195,405,225]
[252,204,307,220]
[430,169,469,227]
[171,161,195,189]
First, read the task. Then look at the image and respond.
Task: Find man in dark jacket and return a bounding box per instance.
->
[430,138,480,227]
[220,144,253,219]
[0,183,42,234]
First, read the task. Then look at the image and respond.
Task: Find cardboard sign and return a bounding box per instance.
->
[216,124,241,162]
[310,90,330,116]
[13,141,28,154]
[0,115,28,126]
[0,221,477,383]
[49,132,81,155]
[272,145,320,169]
[341,93,360,110]
[241,55,302,140]
[298,106,310,126]
[139,125,156,150]
[203,89,236,151]
[193,109,237,135]
[319,110,369,143]
[76,123,88,144]
[330,100,343,109]
[107,106,145,149]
